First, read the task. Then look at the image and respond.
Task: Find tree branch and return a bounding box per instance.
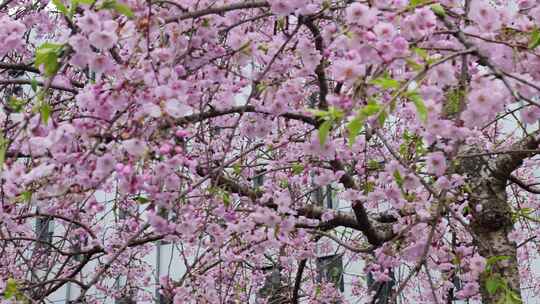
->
[165,0,270,24]
[0,79,79,94]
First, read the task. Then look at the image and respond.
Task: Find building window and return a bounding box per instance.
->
[316,254,344,292]
[366,270,395,304]
[71,238,84,262]
[35,216,54,247]
[253,170,265,189]
[257,265,289,303]
[156,291,172,304]
[312,184,336,209]
[115,277,136,304]
[115,296,136,304]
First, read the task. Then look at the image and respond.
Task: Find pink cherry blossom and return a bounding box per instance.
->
[426,152,447,176]
[89,31,118,50]
[123,138,147,157]
[2,2,539,304]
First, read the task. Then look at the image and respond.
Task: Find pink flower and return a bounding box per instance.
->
[520,106,540,125]
[417,209,431,221]
[268,99,289,115]
[77,11,100,33]
[402,242,426,262]
[304,136,336,159]
[426,151,446,176]
[89,54,113,74]
[70,53,89,67]
[461,108,488,128]
[141,102,162,118]
[269,0,295,16]
[123,138,147,157]
[468,254,486,275]
[469,0,502,32]
[0,16,26,57]
[68,34,92,53]
[148,213,169,234]
[89,31,118,50]
[429,62,457,86]
[456,282,479,299]
[439,262,454,271]
[530,6,540,24]
[435,176,451,190]
[467,88,497,114]
[373,22,395,41]
[96,154,116,176]
[164,100,192,118]
[22,163,55,185]
[346,3,378,27]
[391,36,409,55]
[332,59,363,82]
[403,174,420,190]
[321,210,334,222]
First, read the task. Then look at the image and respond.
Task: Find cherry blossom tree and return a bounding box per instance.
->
[2,0,540,303]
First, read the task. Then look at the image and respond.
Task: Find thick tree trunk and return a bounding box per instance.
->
[462,154,522,303]
[474,228,521,303]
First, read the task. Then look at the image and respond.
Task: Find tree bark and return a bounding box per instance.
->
[461,152,522,303]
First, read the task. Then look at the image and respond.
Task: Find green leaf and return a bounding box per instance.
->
[405,58,424,71]
[347,116,364,146]
[318,120,332,147]
[486,277,502,295]
[77,0,95,4]
[370,75,400,90]
[393,170,404,187]
[508,290,523,304]
[134,196,149,204]
[444,88,464,116]
[363,181,375,193]
[377,110,388,126]
[409,0,428,6]
[257,43,269,54]
[308,108,329,118]
[367,160,381,170]
[431,3,445,17]
[486,255,511,267]
[520,208,534,215]
[40,101,52,125]
[35,42,63,76]
[8,97,26,113]
[348,102,381,146]
[292,163,304,175]
[18,190,33,203]
[361,102,381,116]
[52,0,68,15]
[328,106,344,120]
[4,278,18,299]
[413,47,429,60]
[0,136,7,172]
[100,0,134,18]
[113,2,134,18]
[408,91,428,123]
[31,77,38,92]
[529,28,540,50]
[232,163,241,175]
[222,191,231,207]
[201,18,210,27]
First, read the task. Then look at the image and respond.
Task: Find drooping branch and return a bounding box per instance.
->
[174,105,319,127]
[165,0,270,24]
[0,62,40,74]
[508,174,540,194]
[0,79,79,93]
[301,17,329,109]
